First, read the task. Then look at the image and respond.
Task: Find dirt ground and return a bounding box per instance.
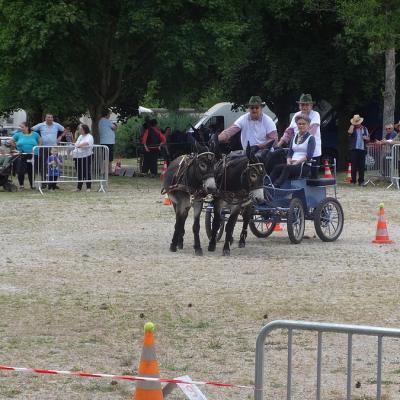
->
[1,176,400,400]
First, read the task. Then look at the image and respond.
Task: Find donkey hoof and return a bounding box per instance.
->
[208,243,216,252]
[177,241,184,250]
[194,248,203,256]
[238,240,246,248]
[169,244,177,252]
[222,248,230,256]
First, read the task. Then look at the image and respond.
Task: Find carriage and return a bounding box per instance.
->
[204,160,344,245]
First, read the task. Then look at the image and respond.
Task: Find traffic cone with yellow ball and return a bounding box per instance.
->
[134,322,163,400]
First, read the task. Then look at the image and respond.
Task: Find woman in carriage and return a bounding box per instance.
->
[269,114,315,187]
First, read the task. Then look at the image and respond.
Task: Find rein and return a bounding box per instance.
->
[167,152,214,197]
[218,158,264,205]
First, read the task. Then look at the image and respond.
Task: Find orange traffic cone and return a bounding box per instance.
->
[274,223,283,232]
[323,159,333,179]
[163,193,172,206]
[372,203,393,244]
[345,163,352,183]
[160,161,168,181]
[134,322,163,400]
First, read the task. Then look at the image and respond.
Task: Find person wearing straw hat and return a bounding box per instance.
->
[348,114,370,186]
[217,96,277,157]
[277,94,321,161]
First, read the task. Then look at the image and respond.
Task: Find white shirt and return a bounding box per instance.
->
[288,110,321,157]
[234,113,277,149]
[72,134,94,158]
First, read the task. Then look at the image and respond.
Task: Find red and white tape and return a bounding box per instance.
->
[0,365,252,390]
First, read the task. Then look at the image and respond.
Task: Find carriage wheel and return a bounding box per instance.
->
[287,198,305,244]
[205,210,225,241]
[313,197,344,242]
[249,213,276,238]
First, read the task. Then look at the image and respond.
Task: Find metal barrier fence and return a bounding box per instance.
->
[365,143,392,185]
[254,320,400,400]
[33,145,109,194]
[389,144,400,189]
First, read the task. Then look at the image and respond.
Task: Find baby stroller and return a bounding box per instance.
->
[0,149,20,192]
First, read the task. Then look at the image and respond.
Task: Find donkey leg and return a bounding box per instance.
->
[192,200,203,256]
[223,207,240,256]
[208,201,221,252]
[239,205,252,248]
[177,229,184,249]
[170,195,190,252]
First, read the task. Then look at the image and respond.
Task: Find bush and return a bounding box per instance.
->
[114,112,198,158]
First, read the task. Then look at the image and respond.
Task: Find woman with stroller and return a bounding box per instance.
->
[9,122,42,190]
[269,114,316,187]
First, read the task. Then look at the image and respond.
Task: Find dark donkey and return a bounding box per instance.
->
[208,144,266,256]
[163,142,216,256]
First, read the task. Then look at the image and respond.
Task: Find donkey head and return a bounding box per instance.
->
[194,151,217,194]
[243,143,266,203]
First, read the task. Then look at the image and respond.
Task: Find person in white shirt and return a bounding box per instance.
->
[277,93,321,160]
[217,96,277,156]
[72,124,94,192]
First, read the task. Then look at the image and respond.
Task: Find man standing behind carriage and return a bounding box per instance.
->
[277,93,321,169]
[217,96,278,156]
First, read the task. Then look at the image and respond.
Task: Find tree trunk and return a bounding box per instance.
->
[383,48,396,127]
[88,104,104,144]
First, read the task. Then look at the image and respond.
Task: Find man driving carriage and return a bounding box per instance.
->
[216,96,278,156]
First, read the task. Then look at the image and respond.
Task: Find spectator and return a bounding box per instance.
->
[9,122,42,190]
[277,93,321,171]
[59,126,74,144]
[161,127,172,165]
[72,124,94,192]
[99,109,117,175]
[348,114,370,186]
[47,147,63,190]
[377,123,397,143]
[269,114,316,187]
[141,118,166,176]
[32,113,64,188]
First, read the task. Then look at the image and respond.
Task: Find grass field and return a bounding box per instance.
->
[1,173,400,399]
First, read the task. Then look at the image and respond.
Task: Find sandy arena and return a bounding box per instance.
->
[1,177,399,399]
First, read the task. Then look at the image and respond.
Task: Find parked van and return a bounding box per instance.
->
[192,102,278,133]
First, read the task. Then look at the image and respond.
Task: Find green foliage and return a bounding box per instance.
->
[338,0,400,53]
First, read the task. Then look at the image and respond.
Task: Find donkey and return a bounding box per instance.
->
[208,144,266,256]
[163,141,216,256]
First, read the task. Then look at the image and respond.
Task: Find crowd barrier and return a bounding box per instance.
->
[32,144,109,194]
[254,320,400,400]
[365,143,400,189]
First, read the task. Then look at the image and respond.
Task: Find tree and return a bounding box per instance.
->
[217,0,383,165]
[338,0,400,127]
[0,0,244,137]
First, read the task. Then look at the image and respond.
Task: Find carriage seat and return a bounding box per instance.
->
[306,178,336,186]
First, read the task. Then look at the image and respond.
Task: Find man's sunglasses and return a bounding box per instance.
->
[250,106,260,110]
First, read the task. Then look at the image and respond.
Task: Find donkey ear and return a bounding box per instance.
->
[245,141,252,159]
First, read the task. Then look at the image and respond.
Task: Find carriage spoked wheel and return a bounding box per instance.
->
[313,197,344,242]
[287,197,305,244]
[249,213,276,238]
[205,209,225,241]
